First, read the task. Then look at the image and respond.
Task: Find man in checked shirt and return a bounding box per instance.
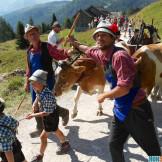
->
[68,20,161,162]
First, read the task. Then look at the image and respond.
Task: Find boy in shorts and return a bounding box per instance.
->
[0,98,27,162]
[26,70,70,161]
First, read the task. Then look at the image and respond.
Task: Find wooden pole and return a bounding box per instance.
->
[64,12,80,46]
[13,93,26,116]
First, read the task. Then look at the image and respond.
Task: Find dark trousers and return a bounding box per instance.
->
[35,104,68,130]
[109,100,161,162]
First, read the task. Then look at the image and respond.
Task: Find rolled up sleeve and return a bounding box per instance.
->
[85,47,107,65]
[112,51,136,87]
[47,44,69,60]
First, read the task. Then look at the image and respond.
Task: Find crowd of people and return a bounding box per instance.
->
[0,19,161,162]
[88,14,141,43]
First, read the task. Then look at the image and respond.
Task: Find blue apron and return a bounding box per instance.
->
[105,46,139,122]
[29,51,54,103]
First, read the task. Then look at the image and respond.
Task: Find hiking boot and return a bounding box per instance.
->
[62,109,69,126]
[56,141,71,155]
[31,154,43,162]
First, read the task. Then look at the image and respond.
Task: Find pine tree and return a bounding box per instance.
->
[50,13,57,26]
[41,22,47,33]
[0,17,15,42]
[16,21,29,49]
[29,17,34,25]
[64,18,72,29]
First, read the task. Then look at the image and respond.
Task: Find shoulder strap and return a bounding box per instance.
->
[41,42,51,57]
[105,46,126,79]
[26,45,33,75]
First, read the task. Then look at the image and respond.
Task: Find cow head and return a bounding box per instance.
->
[55,62,85,96]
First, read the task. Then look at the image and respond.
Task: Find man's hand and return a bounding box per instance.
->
[24,82,30,93]
[32,104,39,113]
[67,36,78,46]
[59,37,64,43]
[57,37,64,45]
[26,113,34,120]
[66,47,76,56]
[97,94,106,103]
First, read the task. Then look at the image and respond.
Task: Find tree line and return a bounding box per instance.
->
[0,13,72,49]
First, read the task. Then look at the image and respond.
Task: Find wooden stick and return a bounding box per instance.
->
[13,93,26,116]
[64,12,80,46]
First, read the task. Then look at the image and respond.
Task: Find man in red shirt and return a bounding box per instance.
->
[68,20,161,162]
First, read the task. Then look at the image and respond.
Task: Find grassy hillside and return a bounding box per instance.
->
[0,29,95,114]
[131,0,162,36]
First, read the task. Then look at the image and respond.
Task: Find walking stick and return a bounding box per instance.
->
[64,12,80,47]
[13,93,26,116]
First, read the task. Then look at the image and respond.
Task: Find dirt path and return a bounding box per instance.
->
[17,86,162,162]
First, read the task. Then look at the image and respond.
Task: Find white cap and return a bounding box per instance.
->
[29,70,48,86]
[52,21,61,28]
[24,24,39,38]
[93,20,116,39]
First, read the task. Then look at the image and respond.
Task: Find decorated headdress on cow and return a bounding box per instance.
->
[93,20,118,39]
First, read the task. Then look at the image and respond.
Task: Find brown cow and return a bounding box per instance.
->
[55,58,106,118]
[55,43,162,119]
[133,43,162,100]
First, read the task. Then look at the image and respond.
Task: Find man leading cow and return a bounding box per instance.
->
[68,20,161,162]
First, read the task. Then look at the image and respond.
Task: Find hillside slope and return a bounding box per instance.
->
[131,0,162,36]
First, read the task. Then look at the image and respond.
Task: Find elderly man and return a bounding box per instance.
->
[48,21,64,48]
[24,24,70,131]
[68,20,161,162]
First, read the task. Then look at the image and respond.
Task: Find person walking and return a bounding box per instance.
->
[68,20,161,162]
[48,21,64,48]
[26,70,70,161]
[24,24,69,131]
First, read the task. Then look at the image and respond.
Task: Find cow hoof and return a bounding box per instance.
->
[97,111,103,116]
[71,112,78,118]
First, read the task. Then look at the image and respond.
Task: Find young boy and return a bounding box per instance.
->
[26,69,70,161]
[0,98,27,162]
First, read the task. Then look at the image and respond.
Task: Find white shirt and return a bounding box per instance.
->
[48,30,59,46]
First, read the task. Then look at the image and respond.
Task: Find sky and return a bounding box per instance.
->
[0,0,71,15]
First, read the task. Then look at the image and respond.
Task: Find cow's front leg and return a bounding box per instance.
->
[71,86,82,118]
[97,102,103,116]
[97,86,104,116]
[155,86,162,101]
[150,85,159,101]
